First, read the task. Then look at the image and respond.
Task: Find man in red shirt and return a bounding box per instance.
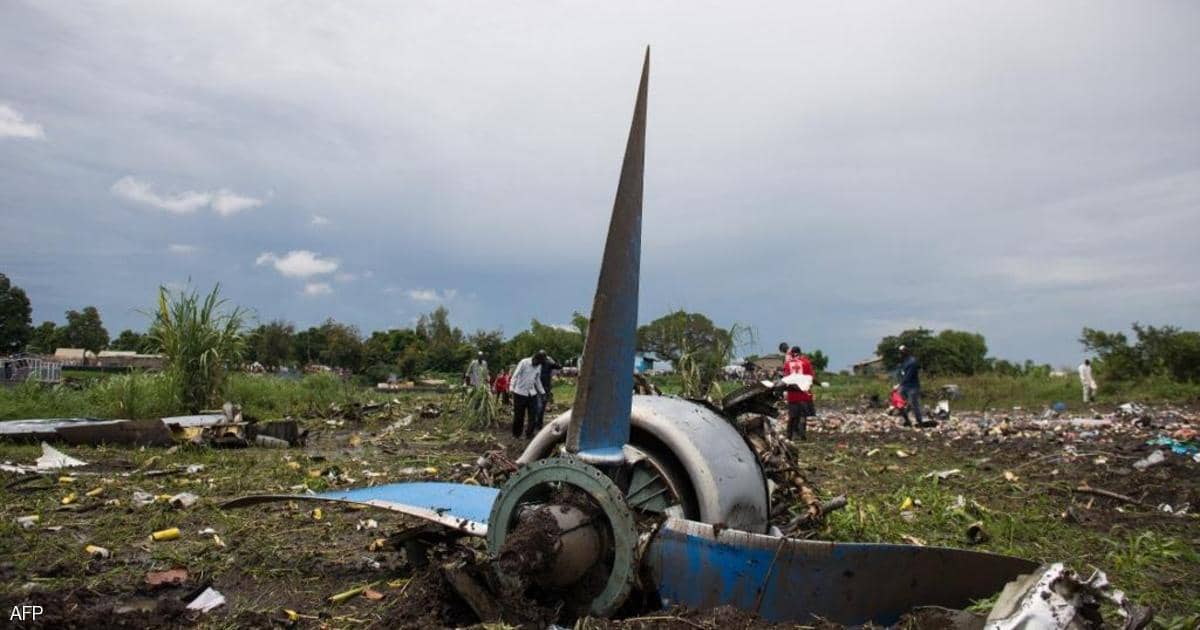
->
[782,346,815,440]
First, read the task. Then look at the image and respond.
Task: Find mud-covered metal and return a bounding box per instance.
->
[221,482,498,537]
[524,395,770,533]
[567,48,649,465]
[487,456,640,617]
[646,518,1038,625]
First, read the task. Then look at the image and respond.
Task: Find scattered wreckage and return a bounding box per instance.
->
[0,402,305,449]
[218,51,1150,627]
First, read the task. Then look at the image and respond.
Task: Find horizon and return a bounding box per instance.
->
[2,2,1197,372]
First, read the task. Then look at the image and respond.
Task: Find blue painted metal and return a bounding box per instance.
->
[646,519,1037,625]
[221,482,498,537]
[566,48,649,465]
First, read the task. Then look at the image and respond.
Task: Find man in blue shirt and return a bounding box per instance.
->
[898,345,936,428]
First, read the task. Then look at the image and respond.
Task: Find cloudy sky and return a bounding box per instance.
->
[1,2,1197,368]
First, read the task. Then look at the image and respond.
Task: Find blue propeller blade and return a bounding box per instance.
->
[566,48,649,465]
[222,481,499,536]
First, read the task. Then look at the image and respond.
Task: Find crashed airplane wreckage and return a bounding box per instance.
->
[224,49,1042,625]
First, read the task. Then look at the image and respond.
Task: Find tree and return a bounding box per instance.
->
[501,320,584,369]
[245,320,295,369]
[319,319,364,371]
[110,329,148,352]
[636,311,731,364]
[571,310,590,345]
[876,328,987,376]
[415,307,471,373]
[1081,323,1200,383]
[877,328,934,371]
[468,329,505,369]
[27,321,61,354]
[0,273,33,354]
[808,349,830,373]
[62,306,109,353]
[293,326,327,365]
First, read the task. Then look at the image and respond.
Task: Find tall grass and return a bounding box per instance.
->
[146,284,246,413]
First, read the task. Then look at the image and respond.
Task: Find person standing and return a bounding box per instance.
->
[510,351,546,438]
[898,345,933,428]
[1079,359,1097,403]
[782,346,815,440]
[492,369,511,405]
[533,351,562,435]
[464,352,489,389]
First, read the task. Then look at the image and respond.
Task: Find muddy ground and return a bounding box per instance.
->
[1,394,1197,628]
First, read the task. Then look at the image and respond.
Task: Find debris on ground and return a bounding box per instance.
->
[186,587,226,613]
[984,562,1153,629]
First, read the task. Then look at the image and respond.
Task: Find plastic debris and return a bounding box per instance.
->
[1132,450,1166,471]
[16,515,39,529]
[169,492,198,509]
[151,527,180,541]
[922,469,961,480]
[84,544,110,559]
[186,587,226,612]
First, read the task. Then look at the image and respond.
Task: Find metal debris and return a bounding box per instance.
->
[984,563,1153,629]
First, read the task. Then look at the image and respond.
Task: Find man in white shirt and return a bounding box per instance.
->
[1079,359,1097,403]
[510,351,547,438]
[464,352,489,389]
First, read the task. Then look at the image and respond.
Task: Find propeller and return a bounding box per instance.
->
[566,48,649,465]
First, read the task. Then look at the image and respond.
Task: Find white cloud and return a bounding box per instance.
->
[255,250,339,278]
[335,272,356,282]
[311,214,330,225]
[166,243,200,254]
[405,288,457,302]
[302,282,332,296]
[211,190,263,216]
[0,103,45,140]
[302,282,331,297]
[110,176,262,216]
[111,176,210,214]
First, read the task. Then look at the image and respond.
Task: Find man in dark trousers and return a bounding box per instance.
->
[510,351,546,438]
[782,346,815,440]
[533,350,561,436]
[898,345,935,428]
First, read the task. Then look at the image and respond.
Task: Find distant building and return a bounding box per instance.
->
[851,356,886,377]
[52,348,164,370]
[634,352,658,374]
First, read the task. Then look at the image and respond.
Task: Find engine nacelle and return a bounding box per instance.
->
[519,395,770,534]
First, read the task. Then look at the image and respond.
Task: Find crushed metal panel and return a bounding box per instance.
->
[0,417,110,442]
[646,518,1037,626]
[57,417,174,446]
[222,482,499,536]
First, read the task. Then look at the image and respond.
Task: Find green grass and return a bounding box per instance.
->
[0,373,390,421]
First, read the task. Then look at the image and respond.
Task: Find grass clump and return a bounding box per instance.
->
[147,283,246,413]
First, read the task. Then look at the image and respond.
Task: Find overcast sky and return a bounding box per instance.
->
[2,1,1197,369]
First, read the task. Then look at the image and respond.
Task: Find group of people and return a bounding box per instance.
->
[464,350,562,440]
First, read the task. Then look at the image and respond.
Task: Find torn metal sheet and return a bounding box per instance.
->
[645,518,1037,626]
[36,442,87,470]
[0,417,113,441]
[984,562,1153,629]
[0,416,174,446]
[222,481,499,536]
